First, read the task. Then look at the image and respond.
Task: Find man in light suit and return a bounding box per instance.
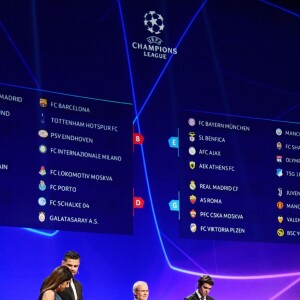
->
[184,275,214,300]
[58,251,83,300]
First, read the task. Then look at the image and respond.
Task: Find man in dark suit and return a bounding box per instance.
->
[133,281,149,300]
[58,251,83,300]
[184,275,214,300]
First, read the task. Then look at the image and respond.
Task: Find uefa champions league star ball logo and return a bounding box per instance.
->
[144,11,164,34]
[132,10,177,59]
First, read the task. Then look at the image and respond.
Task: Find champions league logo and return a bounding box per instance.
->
[131,10,178,60]
[144,11,164,35]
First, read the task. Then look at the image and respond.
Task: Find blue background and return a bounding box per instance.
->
[0,0,300,299]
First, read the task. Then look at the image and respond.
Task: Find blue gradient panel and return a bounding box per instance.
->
[0,85,133,234]
[179,111,300,243]
[0,0,300,299]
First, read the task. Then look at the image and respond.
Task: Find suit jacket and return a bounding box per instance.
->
[58,278,83,300]
[184,292,214,300]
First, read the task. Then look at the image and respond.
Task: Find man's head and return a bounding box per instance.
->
[197,275,214,297]
[133,281,149,300]
[61,251,80,277]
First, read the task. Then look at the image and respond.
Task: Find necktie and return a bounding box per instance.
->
[70,279,78,300]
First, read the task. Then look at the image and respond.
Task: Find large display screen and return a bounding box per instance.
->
[0,0,299,299]
[179,111,300,243]
[0,85,133,234]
